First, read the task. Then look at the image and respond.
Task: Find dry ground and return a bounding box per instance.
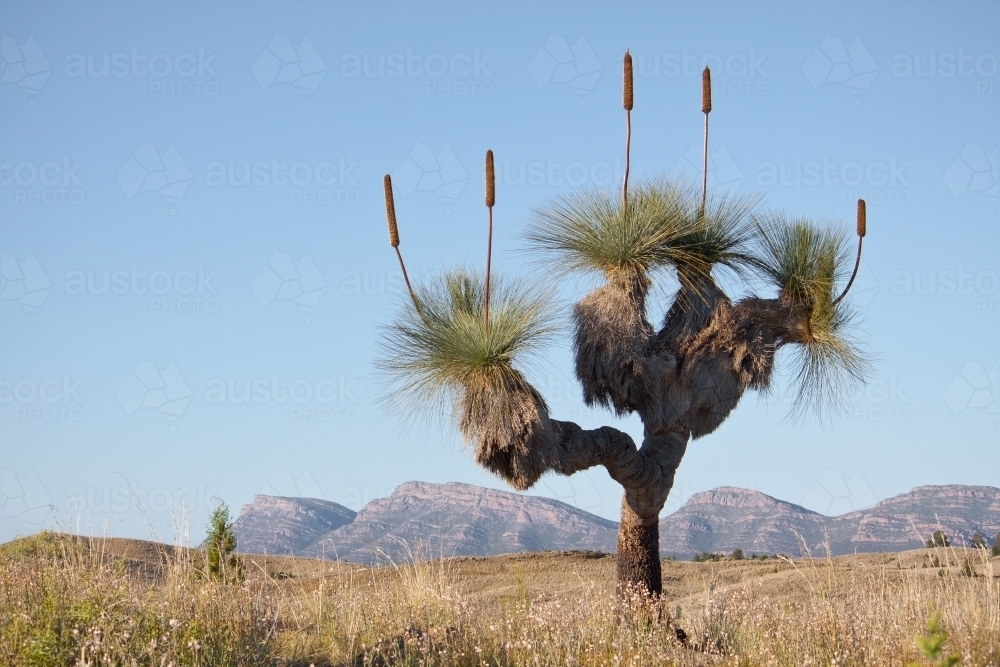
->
[2,532,998,666]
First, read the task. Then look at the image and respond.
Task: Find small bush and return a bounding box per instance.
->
[205,499,239,582]
[927,530,950,548]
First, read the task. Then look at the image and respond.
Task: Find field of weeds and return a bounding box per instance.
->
[1,531,998,666]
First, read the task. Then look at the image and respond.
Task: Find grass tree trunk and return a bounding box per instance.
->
[617,503,662,595]
[543,420,688,597]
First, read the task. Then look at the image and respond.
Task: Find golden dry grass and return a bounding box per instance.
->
[1,532,998,666]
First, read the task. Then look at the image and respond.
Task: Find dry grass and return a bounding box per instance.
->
[2,532,998,666]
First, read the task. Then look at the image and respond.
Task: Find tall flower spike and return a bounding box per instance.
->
[384,174,399,247]
[834,198,867,305]
[623,50,633,110]
[484,150,495,328]
[384,174,420,314]
[701,66,712,113]
[701,66,712,208]
[622,50,633,210]
[485,149,495,207]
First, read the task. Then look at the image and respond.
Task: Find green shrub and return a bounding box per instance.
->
[205,499,239,582]
[926,530,950,548]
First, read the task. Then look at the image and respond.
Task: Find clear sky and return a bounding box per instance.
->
[1,1,997,545]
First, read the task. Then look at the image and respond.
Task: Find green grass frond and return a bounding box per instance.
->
[667,190,763,279]
[755,215,871,420]
[754,214,851,304]
[782,302,870,421]
[525,178,694,281]
[525,179,761,284]
[375,268,555,429]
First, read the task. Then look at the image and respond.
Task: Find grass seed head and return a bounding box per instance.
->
[485,150,495,207]
[384,174,399,247]
[623,50,634,110]
[702,66,712,113]
[857,198,866,238]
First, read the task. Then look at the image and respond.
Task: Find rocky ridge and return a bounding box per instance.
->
[231,482,1000,562]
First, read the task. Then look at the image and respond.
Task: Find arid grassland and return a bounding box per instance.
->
[2,532,998,666]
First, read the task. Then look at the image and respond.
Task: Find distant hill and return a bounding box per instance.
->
[232,495,356,556]
[657,485,1000,557]
[231,481,1000,562]
[656,487,828,558]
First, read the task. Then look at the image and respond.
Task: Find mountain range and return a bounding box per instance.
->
[232,481,1000,563]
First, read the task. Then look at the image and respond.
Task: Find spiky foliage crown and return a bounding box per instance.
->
[525,178,760,285]
[376,269,554,429]
[754,216,870,418]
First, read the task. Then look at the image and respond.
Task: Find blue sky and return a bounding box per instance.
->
[1,1,997,544]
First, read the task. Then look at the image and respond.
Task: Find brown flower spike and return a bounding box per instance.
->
[384,174,399,248]
[701,66,712,114]
[484,150,495,327]
[485,149,495,207]
[623,51,633,111]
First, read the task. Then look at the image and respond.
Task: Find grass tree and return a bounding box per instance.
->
[376,52,871,597]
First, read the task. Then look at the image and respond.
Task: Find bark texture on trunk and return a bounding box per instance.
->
[616,501,662,595]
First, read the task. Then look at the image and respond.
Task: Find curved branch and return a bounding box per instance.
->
[832,236,863,306]
[550,420,687,520]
